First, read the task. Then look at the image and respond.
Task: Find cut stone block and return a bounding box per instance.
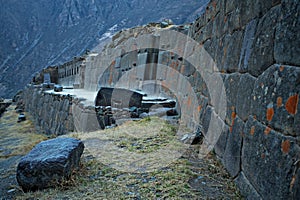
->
[16,138,84,191]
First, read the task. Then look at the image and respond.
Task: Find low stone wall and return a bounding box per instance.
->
[23,85,74,135]
[22,85,103,134]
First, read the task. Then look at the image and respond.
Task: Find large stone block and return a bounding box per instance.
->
[236,73,256,121]
[242,116,300,199]
[225,0,240,14]
[223,73,241,125]
[238,19,258,73]
[212,13,222,38]
[198,20,213,42]
[202,106,227,158]
[275,0,300,66]
[95,87,144,108]
[180,60,195,77]
[158,51,171,66]
[239,0,281,27]
[214,124,228,159]
[223,117,243,177]
[17,138,84,191]
[225,10,242,34]
[234,172,261,199]
[215,30,244,73]
[192,71,209,97]
[248,6,280,77]
[196,93,209,124]
[203,38,217,62]
[251,64,300,136]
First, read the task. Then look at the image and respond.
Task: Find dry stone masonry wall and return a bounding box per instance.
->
[188,0,299,199]
[20,0,299,199]
[23,85,75,135]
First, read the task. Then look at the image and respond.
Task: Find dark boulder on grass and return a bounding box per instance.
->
[16,138,84,191]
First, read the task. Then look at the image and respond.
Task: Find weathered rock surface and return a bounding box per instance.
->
[251,64,300,136]
[223,117,243,177]
[242,116,299,199]
[16,138,84,191]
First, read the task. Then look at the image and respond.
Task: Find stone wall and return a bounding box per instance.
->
[23,85,75,135]
[188,0,299,199]
[20,0,299,198]
[22,85,103,134]
[57,56,85,87]
[81,0,299,198]
[32,66,58,85]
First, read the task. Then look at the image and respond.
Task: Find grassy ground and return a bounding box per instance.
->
[14,117,242,199]
[0,105,49,198]
[0,106,48,159]
[0,106,242,199]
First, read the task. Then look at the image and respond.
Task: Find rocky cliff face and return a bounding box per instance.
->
[0,0,209,98]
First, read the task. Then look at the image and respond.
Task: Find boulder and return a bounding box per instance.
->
[54,84,63,92]
[17,113,26,122]
[16,138,84,191]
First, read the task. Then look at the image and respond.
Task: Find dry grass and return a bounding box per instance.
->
[0,105,48,159]
[15,116,242,199]
[77,117,189,173]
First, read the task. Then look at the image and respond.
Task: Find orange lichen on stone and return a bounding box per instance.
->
[277,97,283,108]
[230,121,234,133]
[231,111,236,120]
[264,127,271,135]
[281,140,291,154]
[108,67,114,85]
[197,105,202,112]
[230,111,236,133]
[279,65,285,72]
[285,94,299,115]
[266,107,274,122]
[224,16,227,23]
[250,126,255,136]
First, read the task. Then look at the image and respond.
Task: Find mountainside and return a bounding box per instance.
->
[0,0,209,98]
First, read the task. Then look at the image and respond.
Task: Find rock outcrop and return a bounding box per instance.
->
[16,138,84,191]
